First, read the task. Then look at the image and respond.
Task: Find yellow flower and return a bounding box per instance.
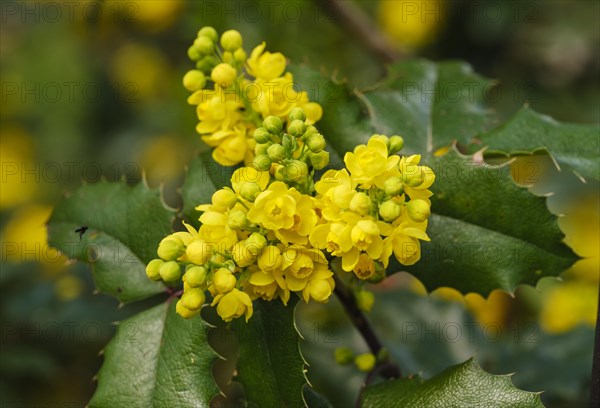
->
[314,169,357,220]
[247,182,297,230]
[213,288,253,322]
[540,282,598,333]
[344,137,399,188]
[185,239,214,265]
[211,127,249,166]
[189,88,243,135]
[353,254,376,279]
[381,216,430,266]
[212,267,237,293]
[197,208,238,251]
[247,42,286,81]
[257,245,283,273]
[246,265,290,304]
[398,154,435,201]
[302,265,335,303]
[231,240,256,267]
[281,246,329,291]
[231,167,270,196]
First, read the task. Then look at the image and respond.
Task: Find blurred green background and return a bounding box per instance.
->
[1,1,598,407]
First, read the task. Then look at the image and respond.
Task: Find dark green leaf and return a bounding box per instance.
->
[475,107,600,180]
[362,358,544,408]
[232,297,307,408]
[47,181,173,302]
[89,302,219,408]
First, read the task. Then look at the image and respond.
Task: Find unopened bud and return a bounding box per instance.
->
[263,116,283,134]
[253,154,272,171]
[183,70,206,92]
[220,29,243,51]
[211,63,237,87]
[159,261,182,282]
[240,182,261,202]
[288,107,306,122]
[267,144,286,162]
[334,347,355,365]
[349,192,371,215]
[185,266,208,287]
[384,177,404,196]
[379,200,402,222]
[308,150,329,170]
[287,119,306,137]
[197,26,218,42]
[146,259,164,281]
[406,199,431,222]
[181,288,206,310]
[388,135,404,153]
[193,36,214,54]
[157,236,185,261]
[356,290,375,312]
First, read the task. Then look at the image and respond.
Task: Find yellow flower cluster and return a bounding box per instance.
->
[183,27,323,167]
[310,135,435,279]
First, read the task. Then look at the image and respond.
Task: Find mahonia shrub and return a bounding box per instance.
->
[146,28,435,322]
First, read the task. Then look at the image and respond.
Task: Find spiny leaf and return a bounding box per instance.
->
[362,358,544,408]
[47,181,174,303]
[474,107,600,181]
[89,302,220,408]
[232,297,308,408]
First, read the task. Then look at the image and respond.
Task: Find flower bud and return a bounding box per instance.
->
[370,134,389,150]
[281,134,294,151]
[288,107,306,122]
[182,288,206,310]
[384,177,404,196]
[197,26,218,42]
[263,116,283,134]
[196,56,218,73]
[379,200,402,222]
[307,134,325,153]
[245,232,267,256]
[233,48,247,62]
[349,192,371,215]
[222,51,233,63]
[334,347,355,365]
[146,259,164,281]
[157,235,185,261]
[220,29,243,51]
[402,166,425,187]
[240,182,261,202]
[253,154,271,171]
[258,245,283,272]
[183,70,206,92]
[159,261,182,282]
[193,36,214,54]
[302,125,318,140]
[231,241,255,267]
[287,119,306,137]
[406,199,431,222]
[186,240,212,265]
[187,45,201,61]
[306,279,332,302]
[213,268,237,293]
[274,165,286,181]
[211,63,237,88]
[267,143,286,162]
[185,266,208,287]
[254,127,271,144]
[355,353,376,372]
[212,188,237,209]
[284,160,308,182]
[255,143,269,156]
[308,150,329,170]
[388,135,404,153]
[176,299,200,319]
[356,290,375,312]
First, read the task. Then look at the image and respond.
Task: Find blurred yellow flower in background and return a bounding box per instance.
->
[1,126,36,209]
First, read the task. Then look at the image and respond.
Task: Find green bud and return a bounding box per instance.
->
[197,26,218,42]
[187,45,201,61]
[220,29,243,51]
[233,48,247,62]
[253,154,272,171]
[334,347,354,365]
[307,133,326,153]
[288,107,306,122]
[308,150,329,170]
[263,116,283,134]
[302,125,318,140]
[384,177,404,196]
[194,36,214,54]
[245,232,267,255]
[157,235,185,261]
[196,55,218,73]
[213,268,237,293]
[182,70,206,92]
[223,260,236,272]
[255,142,270,156]
[356,290,375,312]
[181,288,206,310]
[287,119,306,137]
[222,51,233,64]
[406,199,431,222]
[185,266,208,287]
[388,135,404,153]
[349,192,371,215]
[367,262,386,284]
[281,134,294,151]
[240,182,261,202]
[146,259,164,281]
[227,209,248,230]
[274,165,286,181]
[379,200,402,222]
[284,160,308,182]
[402,167,425,187]
[159,261,182,282]
[176,299,200,319]
[267,143,286,162]
[253,127,271,144]
[355,353,376,372]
